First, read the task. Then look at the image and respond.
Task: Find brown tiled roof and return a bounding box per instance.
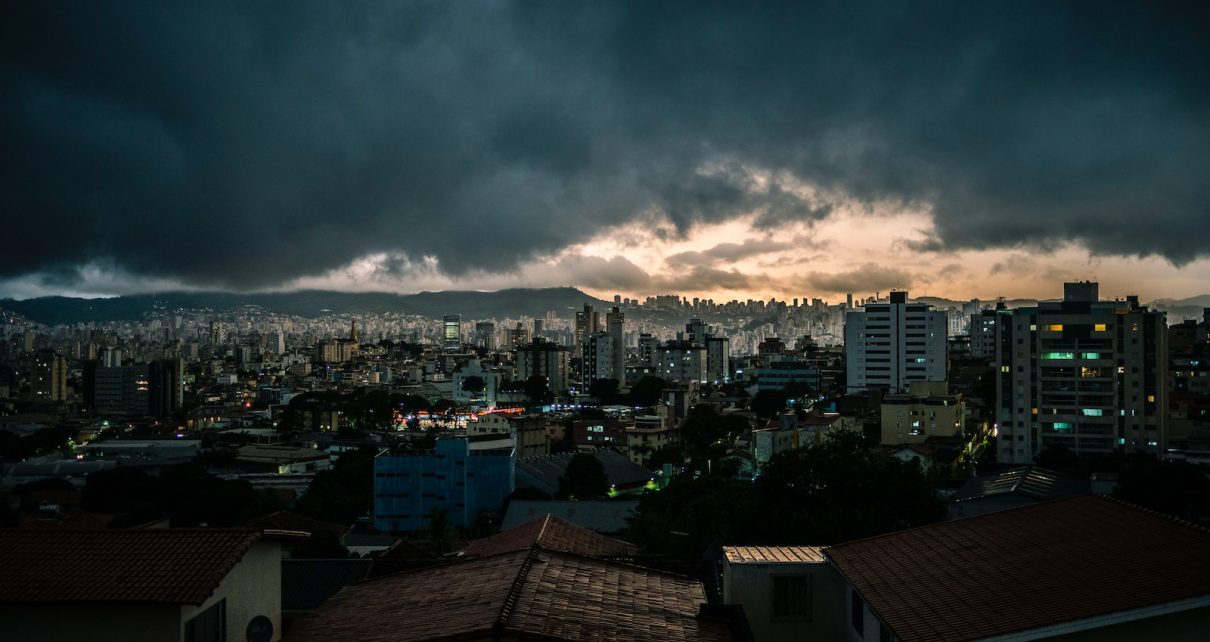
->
[286,548,731,642]
[462,513,638,558]
[723,546,825,564]
[0,528,263,605]
[826,495,1210,642]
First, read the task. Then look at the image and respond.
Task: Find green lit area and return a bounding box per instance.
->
[1081,408,1103,416]
[1053,422,1073,430]
[1042,352,1074,360]
[1081,352,1102,359]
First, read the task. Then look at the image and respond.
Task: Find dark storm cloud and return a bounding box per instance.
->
[3,1,1209,291]
[665,238,798,268]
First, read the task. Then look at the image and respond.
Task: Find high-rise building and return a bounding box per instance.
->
[442,315,462,352]
[93,365,150,417]
[515,338,570,392]
[583,331,616,383]
[31,350,67,402]
[706,336,730,384]
[994,282,1167,464]
[606,307,625,384]
[474,321,497,351]
[504,322,530,351]
[374,437,514,533]
[845,291,947,393]
[148,358,184,418]
[654,341,707,384]
[574,304,600,348]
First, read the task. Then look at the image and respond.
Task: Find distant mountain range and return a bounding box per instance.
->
[0,288,612,326]
[1,288,1205,326]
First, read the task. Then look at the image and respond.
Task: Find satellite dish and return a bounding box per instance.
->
[246,615,274,642]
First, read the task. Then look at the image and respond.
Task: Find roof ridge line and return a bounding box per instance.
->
[1096,492,1210,534]
[494,545,540,633]
[535,513,552,545]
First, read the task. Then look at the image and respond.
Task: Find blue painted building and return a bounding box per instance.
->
[373,437,515,533]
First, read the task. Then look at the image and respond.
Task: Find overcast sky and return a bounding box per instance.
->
[3,1,1208,302]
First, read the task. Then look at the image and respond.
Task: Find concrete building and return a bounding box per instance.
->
[514,337,570,393]
[92,364,150,417]
[373,437,515,533]
[722,546,844,642]
[707,336,731,384]
[879,380,964,445]
[30,349,67,402]
[0,529,285,642]
[606,306,626,385]
[845,291,947,393]
[442,314,462,352]
[574,303,601,348]
[583,331,617,384]
[474,321,496,351]
[994,282,1167,464]
[654,340,707,384]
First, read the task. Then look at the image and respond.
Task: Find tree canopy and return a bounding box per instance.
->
[627,430,946,558]
[557,453,609,500]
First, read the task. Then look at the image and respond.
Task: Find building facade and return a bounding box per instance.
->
[994,283,1167,464]
[845,291,947,393]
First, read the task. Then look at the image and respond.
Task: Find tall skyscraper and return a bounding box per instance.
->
[606,306,625,384]
[845,291,947,393]
[148,358,184,418]
[515,337,570,392]
[474,321,497,351]
[443,315,462,352]
[31,350,67,402]
[994,282,1167,464]
[574,304,600,348]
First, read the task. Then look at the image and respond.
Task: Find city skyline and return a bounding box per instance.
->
[5,2,1209,303]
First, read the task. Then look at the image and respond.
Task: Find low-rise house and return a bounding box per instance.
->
[722,546,846,642]
[236,445,331,474]
[0,528,288,642]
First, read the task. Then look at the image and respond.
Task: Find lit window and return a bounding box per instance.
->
[1053,422,1073,431]
[1042,352,1074,360]
[1046,324,1064,331]
[1080,352,1101,359]
[1081,408,1103,417]
[1147,395,1155,403]
[1094,323,1107,331]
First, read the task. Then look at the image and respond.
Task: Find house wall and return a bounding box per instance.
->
[0,603,179,642]
[180,540,283,642]
[722,560,845,642]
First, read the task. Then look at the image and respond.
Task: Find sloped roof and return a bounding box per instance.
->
[282,559,373,612]
[0,528,264,605]
[463,514,637,558]
[286,548,731,642]
[516,449,652,495]
[723,546,825,564]
[826,495,1210,642]
[502,499,638,533]
[952,466,1088,503]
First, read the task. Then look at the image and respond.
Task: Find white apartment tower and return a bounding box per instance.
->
[845,291,947,393]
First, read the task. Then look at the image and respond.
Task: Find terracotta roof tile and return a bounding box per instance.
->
[286,549,731,642]
[722,546,825,564]
[0,528,264,605]
[463,514,638,558]
[826,495,1210,642]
